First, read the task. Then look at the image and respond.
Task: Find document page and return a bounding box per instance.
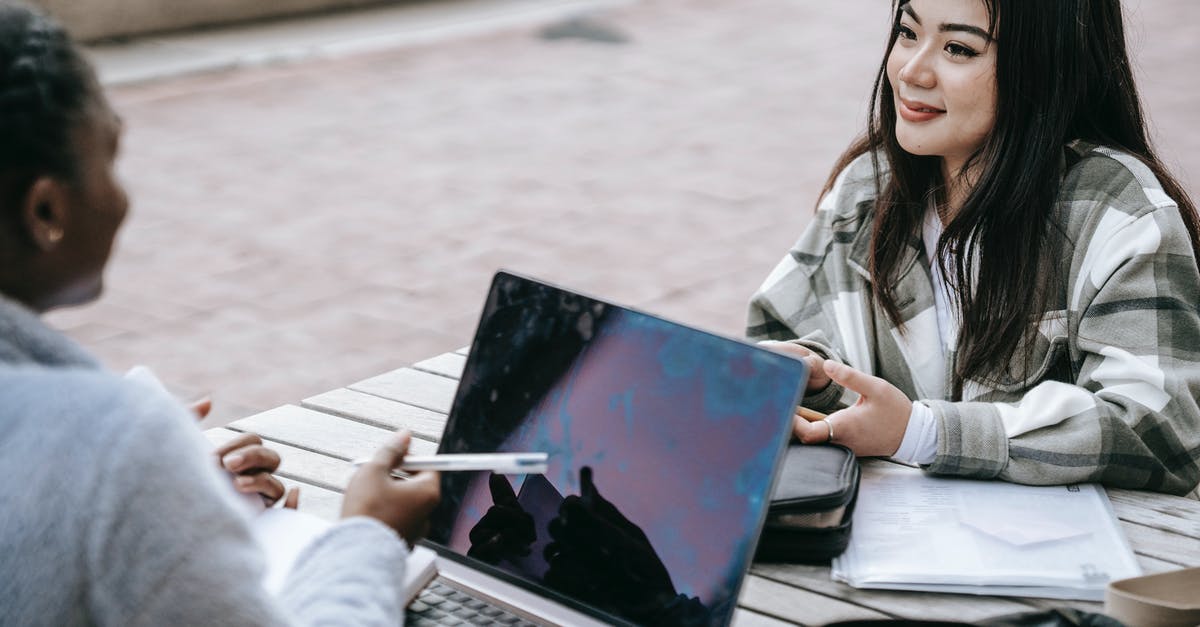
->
[832,461,1141,601]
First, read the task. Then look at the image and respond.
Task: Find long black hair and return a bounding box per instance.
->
[824,0,1200,394]
[0,1,98,234]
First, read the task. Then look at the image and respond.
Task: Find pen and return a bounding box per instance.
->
[351,452,549,476]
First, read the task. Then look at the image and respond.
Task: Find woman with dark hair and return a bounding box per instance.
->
[749,0,1200,495]
[0,2,439,624]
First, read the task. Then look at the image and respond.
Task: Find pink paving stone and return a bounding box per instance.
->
[47,0,1200,426]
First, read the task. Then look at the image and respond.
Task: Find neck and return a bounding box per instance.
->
[939,157,978,223]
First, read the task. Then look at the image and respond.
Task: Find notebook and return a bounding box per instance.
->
[406,271,809,626]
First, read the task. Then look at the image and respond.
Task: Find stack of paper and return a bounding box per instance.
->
[832,461,1141,601]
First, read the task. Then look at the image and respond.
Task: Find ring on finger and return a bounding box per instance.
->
[822,419,835,442]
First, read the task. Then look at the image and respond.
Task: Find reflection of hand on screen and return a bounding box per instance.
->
[467,474,536,564]
[543,466,682,623]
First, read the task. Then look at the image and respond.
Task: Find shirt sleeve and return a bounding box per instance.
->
[923,200,1200,495]
[893,401,938,465]
[84,381,409,626]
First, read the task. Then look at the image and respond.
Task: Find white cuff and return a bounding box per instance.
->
[892,401,939,465]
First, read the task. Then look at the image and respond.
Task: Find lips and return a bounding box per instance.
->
[897,97,946,122]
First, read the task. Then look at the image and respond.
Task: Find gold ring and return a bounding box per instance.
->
[822,419,834,442]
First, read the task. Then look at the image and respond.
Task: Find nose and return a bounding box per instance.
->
[896,44,937,90]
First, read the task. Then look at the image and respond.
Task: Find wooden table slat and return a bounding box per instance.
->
[302,388,447,442]
[730,608,800,627]
[750,562,1044,621]
[349,368,458,414]
[204,427,356,493]
[227,404,438,461]
[1109,488,1200,536]
[1120,521,1200,567]
[277,476,344,522]
[740,573,890,624]
[412,352,467,380]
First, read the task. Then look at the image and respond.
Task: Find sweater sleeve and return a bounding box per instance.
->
[924,180,1200,495]
[84,381,409,626]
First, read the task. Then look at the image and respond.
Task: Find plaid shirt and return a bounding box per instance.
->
[748,142,1200,495]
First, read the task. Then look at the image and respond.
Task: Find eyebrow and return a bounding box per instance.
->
[900,3,993,42]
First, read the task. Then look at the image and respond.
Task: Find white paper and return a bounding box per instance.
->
[832,461,1141,601]
[252,509,333,595]
[250,509,439,602]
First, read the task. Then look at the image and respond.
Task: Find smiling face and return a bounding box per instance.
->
[886,0,998,176]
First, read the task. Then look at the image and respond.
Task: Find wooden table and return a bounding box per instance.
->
[205,348,1200,626]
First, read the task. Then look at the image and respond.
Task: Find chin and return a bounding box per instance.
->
[46,278,104,311]
[894,131,939,157]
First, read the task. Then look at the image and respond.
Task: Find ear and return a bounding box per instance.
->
[20,175,71,252]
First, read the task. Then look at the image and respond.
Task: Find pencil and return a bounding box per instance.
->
[795,406,828,422]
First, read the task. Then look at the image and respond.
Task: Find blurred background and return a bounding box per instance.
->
[35,0,1200,426]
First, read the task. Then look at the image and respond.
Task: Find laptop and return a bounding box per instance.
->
[404,271,808,627]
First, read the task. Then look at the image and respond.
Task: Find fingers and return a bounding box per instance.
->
[579,466,596,503]
[824,360,886,397]
[283,486,300,509]
[189,396,212,421]
[757,340,814,359]
[793,414,835,444]
[234,472,286,504]
[400,470,441,514]
[488,473,520,507]
[214,432,262,458]
[369,430,412,471]
[221,444,282,474]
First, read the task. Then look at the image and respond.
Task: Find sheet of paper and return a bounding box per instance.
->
[249,509,439,602]
[252,508,333,595]
[832,461,1141,600]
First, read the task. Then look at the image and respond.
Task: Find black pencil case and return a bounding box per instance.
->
[755,443,860,563]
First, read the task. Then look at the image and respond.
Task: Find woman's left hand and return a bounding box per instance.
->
[794,361,912,457]
[214,432,299,509]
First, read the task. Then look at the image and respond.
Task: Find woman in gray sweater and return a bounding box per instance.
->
[0,2,438,624]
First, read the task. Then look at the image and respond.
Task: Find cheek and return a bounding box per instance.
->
[957,69,997,135]
[885,49,904,90]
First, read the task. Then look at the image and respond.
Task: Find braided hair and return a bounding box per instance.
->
[0,1,99,225]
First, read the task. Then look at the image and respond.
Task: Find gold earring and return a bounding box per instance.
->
[47,228,64,244]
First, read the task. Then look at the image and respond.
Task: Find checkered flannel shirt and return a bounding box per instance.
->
[748,142,1200,495]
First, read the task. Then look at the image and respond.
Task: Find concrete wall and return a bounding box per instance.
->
[34,0,392,42]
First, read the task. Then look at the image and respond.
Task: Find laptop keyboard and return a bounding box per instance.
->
[407,577,542,627]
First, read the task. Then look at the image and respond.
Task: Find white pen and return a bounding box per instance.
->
[351,452,549,476]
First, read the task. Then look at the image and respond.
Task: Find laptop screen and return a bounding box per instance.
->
[427,272,807,626]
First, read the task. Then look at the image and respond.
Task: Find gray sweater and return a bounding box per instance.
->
[0,295,408,626]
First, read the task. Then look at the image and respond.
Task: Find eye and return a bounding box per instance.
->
[895,24,917,41]
[945,42,979,58]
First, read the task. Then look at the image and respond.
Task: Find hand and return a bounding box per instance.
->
[467,474,537,564]
[341,430,441,545]
[215,432,299,509]
[793,361,912,457]
[758,341,832,393]
[543,467,676,621]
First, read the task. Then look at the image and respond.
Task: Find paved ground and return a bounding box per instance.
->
[45,0,1200,427]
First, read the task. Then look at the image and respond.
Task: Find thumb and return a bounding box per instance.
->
[370,430,412,471]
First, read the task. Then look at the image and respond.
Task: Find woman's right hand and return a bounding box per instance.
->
[341,430,440,545]
[759,341,832,393]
